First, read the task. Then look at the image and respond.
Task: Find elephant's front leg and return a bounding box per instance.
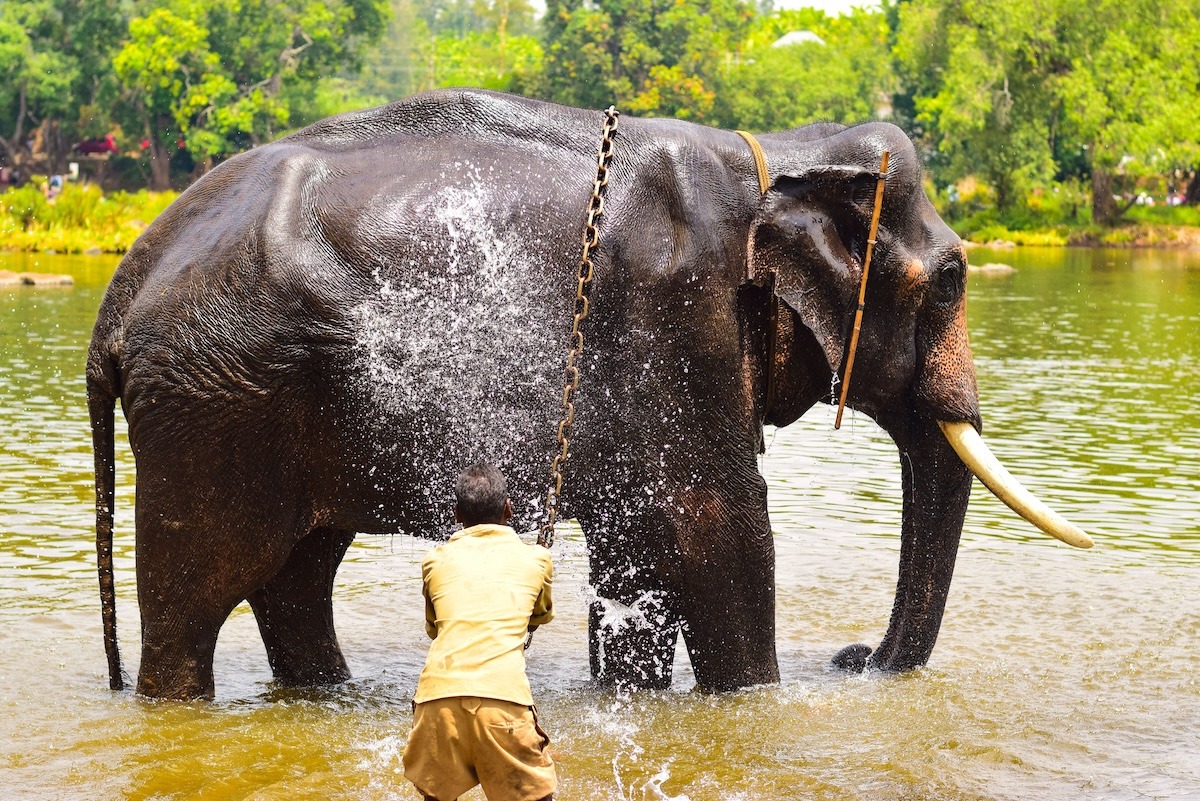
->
[580,463,780,693]
[670,474,780,692]
[581,513,681,691]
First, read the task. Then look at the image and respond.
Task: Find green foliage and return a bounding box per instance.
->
[715,9,892,130]
[892,0,1200,224]
[892,0,1062,211]
[0,183,178,252]
[111,0,388,169]
[420,31,544,91]
[1126,204,1200,227]
[542,0,754,120]
[1,0,1197,236]
[0,0,125,166]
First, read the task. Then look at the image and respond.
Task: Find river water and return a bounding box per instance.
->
[1,247,1197,800]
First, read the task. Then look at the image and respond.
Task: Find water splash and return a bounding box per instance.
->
[587,696,693,801]
[350,170,565,520]
[585,586,672,679]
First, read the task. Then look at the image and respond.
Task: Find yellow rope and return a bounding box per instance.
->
[735,130,770,194]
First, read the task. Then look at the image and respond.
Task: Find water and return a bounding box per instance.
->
[2,247,1198,799]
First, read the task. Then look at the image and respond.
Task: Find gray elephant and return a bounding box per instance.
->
[88,89,1088,700]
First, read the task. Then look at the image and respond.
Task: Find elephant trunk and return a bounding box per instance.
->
[834,418,971,673]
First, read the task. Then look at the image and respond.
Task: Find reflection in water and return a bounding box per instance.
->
[1,249,1197,799]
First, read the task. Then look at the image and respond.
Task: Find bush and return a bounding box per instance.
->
[1125,204,1200,226]
[0,182,178,253]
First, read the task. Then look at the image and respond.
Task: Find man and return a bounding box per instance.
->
[403,463,557,801]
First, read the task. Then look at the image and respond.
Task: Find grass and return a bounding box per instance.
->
[959,218,1200,249]
[951,203,1200,249]
[0,182,178,254]
[3,179,1197,254]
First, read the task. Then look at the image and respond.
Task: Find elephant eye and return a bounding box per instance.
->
[932,260,965,305]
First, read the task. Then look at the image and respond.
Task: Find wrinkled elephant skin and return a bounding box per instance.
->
[89,89,993,699]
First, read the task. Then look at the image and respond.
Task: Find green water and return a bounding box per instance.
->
[1,248,1197,800]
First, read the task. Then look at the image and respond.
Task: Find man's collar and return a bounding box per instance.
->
[449,523,516,541]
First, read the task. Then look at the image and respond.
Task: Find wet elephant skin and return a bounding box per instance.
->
[88,89,979,699]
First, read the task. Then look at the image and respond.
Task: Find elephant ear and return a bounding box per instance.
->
[747,166,880,373]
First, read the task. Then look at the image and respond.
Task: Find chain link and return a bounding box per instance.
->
[537,106,619,549]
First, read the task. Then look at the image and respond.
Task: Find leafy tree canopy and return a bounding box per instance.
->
[542,0,755,120]
[111,0,387,187]
[715,8,892,131]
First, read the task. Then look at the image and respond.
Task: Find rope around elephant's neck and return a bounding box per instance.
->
[735,130,771,194]
[834,151,890,430]
[735,131,782,418]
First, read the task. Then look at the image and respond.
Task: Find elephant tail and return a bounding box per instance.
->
[87,347,123,691]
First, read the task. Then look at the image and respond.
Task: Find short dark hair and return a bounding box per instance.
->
[455,463,509,526]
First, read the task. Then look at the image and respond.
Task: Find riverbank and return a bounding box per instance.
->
[964,222,1200,249]
[3,182,1199,254]
[0,184,177,254]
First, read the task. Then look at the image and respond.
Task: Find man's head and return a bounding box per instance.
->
[454,463,513,527]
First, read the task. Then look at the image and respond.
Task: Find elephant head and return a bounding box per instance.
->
[746,124,1090,673]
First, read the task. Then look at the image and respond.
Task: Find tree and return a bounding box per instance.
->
[891,0,1063,211]
[1054,0,1200,223]
[542,0,754,120]
[714,8,893,131]
[407,0,543,94]
[112,5,228,189]
[112,0,388,190]
[0,0,126,175]
[891,0,1200,224]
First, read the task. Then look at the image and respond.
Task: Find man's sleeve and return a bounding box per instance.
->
[528,556,554,630]
[422,553,438,640]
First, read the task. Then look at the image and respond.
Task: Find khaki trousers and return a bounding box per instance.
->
[403,696,556,801]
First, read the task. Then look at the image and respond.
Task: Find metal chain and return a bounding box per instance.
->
[537,105,620,549]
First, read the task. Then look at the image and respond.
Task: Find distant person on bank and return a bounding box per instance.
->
[403,463,556,801]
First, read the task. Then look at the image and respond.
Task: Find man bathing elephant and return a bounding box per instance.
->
[87,88,1090,700]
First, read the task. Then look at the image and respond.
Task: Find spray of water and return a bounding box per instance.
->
[350,170,565,521]
[584,585,674,680]
[584,696,693,801]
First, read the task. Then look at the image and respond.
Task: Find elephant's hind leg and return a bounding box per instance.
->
[134,515,282,700]
[248,526,355,687]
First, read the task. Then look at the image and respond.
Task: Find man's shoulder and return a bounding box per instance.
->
[425,529,550,565]
[421,539,452,568]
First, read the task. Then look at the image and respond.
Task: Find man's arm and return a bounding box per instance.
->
[422,555,438,640]
[424,582,438,640]
[527,558,554,632]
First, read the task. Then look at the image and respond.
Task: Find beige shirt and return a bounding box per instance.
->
[414,524,554,706]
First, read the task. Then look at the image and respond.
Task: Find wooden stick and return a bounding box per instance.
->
[835,151,889,430]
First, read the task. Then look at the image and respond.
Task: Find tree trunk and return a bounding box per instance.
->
[146,114,172,191]
[1092,168,1119,226]
[1185,168,1200,206]
[148,134,172,191]
[43,120,68,175]
[190,156,212,183]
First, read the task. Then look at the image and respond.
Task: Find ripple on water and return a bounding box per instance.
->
[3,251,1199,799]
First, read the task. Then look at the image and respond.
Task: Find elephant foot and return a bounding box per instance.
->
[588,592,678,691]
[137,639,219,700]
[270,647,351,688]
[832,643,873,673]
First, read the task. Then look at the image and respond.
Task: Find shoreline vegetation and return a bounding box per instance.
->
[0,183,178,255]
[2,182,1198,256]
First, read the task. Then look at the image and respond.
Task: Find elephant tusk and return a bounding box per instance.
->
[938,420,1094,549]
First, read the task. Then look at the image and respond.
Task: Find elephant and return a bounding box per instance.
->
[87,89,1089,700]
